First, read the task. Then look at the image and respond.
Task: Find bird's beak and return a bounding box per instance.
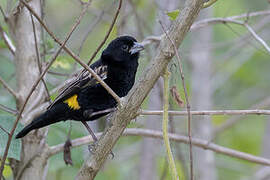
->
[129,42,144,54]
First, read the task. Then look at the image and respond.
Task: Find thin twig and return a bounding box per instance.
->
[140,109,270,116]
[0,104,17,115]
[244,23,270,54]
[203,0,218,8]
[159,20,194,180]
[0,1,90,176]
[87,0,122,65]
[30,13,51,101]
[0,25,15,55]
[20,0,121,104]
[0,125,10,135]
[48,128,270,166]
[141,10,270,46]
[78,8,106,55]
[213,97,270,137]
[0,76,17,98]
[0,5,8,21]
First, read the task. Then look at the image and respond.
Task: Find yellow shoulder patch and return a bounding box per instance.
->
[64,94,81,110]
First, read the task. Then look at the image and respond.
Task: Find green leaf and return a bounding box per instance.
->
[167,9,180,20]
[0,115,23,160]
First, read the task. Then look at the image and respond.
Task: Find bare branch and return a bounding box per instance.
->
[213,97,270,137]
[0,25,15,55]
[30,13,51,101]
[244,23,270,54]
[86,0,122,65]
[20,0,121,104]
[0,125,10,135]
[141,10,270,46]
[203,0,218,8]
[0,104,17,115]
[0,76,18,98]
[48,128,270,166]
[0,0,91,176]
[0,5,8,21]
[140,109,270,116]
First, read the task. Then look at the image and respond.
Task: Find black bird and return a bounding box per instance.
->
[16,36,144,139]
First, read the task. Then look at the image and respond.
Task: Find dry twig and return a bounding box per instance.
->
[48,128,270,166]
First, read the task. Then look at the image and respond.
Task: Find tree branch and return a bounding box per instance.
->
[0,76,18,98]
[141,10,270,46]
[20,0,121,104]
[75,0,204,179]
[0,25,15,55]
[0,104,17,115]
[48,128,270,166]
[87,0,122,65]
[139,109,270,116]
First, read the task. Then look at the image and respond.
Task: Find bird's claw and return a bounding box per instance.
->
[109,151,115,159]
[87,142,97,155]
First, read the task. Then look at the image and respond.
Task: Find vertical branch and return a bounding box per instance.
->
[162,69,178,180]
[87,0,122,65]
[30,13,50,101]
[159,21,194,180]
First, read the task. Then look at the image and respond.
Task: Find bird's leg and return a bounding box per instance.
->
[81,121,98,142]
[81,121,98,154]
[82,109,115,158]
[86,108,116,118]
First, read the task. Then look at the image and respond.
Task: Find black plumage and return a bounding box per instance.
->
[16,36,144,139]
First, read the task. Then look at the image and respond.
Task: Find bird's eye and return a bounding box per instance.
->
[122,45,129,51]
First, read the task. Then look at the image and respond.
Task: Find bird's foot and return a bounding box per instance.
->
[87,141,97,155]
[109,151,115,159]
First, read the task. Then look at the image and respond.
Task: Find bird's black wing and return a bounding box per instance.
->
[48,60,107,109]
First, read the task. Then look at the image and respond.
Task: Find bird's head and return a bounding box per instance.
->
[101,36,144,66]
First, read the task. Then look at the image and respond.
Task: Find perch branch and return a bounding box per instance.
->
[48,128,270,166]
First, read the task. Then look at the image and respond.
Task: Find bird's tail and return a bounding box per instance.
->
[16,103,68,139]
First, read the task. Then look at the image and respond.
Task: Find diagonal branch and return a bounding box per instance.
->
[87,0,122,65]
[141,10,270,46]
[0,76,18,98]
[75,0,204,179]
[0,1,91,176]
[0,104,17,115]
[0,25,15,55]
[30,13,51,101]
[244,23,270,54]
[20,0,121,104]
[48,128,270,166]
